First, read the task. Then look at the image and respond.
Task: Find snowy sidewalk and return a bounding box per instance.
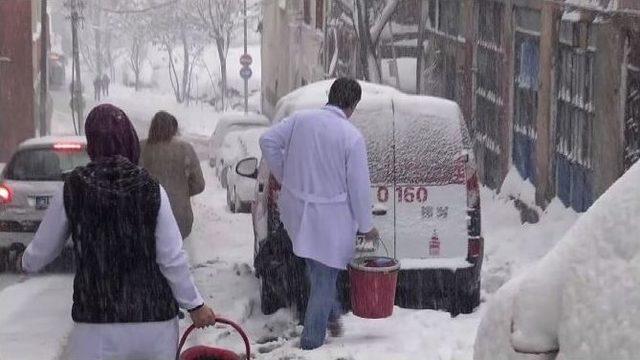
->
[0,158,581,359]
[0,275,73,359]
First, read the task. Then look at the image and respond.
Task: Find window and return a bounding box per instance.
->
[512,7,541,184]
[624,33,640,170]
[315,0,324,30]
[474,0,505,189]
[426,0,462,37]
[554,34,595,212]
[303,0,311,25]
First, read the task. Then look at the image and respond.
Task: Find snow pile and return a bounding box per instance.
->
[481,185,578,294]
[499,167,537,208]
[476,162,640,359]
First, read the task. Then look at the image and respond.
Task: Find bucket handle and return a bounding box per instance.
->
[176,317,251,360]
[356,236,392,258]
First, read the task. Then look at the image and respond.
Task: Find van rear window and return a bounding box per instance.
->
[4,148,90,181]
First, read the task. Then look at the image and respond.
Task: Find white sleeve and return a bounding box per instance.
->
[155,186,204,310]
[22,189,70,273]
[259,117,295,183]
[347,136,374,233]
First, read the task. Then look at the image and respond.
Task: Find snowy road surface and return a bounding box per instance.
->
[0,164,484,360]
[0,86,581,358]
[0,165,580,359]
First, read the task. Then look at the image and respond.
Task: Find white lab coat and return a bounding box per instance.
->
[260,105,374,269]
[22,186,203,360]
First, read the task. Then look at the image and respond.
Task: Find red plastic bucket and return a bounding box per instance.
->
[348,256,400,319]
[177,318,250,360]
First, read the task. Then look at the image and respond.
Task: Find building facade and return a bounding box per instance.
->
[0,0,46,162]
[260,0,640,212]
[261,0,327,117]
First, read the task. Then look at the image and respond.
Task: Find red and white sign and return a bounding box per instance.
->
[240,53,253,66]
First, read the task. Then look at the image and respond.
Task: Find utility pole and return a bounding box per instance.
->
[39,0,49,136]
[66,0,85,135]
[243,0,248,114]
[94,0,102,82]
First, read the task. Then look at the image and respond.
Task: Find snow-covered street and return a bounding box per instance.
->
[0,150,581,359]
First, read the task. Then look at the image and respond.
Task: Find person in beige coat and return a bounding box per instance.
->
[141,111,205,239]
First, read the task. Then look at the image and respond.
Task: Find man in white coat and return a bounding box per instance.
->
[260,78,379,350]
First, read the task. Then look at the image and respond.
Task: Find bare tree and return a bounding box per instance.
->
[152,0,205,103]
[128,35,146,90]
[333,0,399,82]
[194,0,241,110]
[109,0,152,90]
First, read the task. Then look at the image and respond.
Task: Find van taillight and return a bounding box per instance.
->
[468,236,483,259]
[467,172,480,209]
[0,184,13,204]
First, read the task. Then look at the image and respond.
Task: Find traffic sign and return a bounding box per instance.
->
[240,54,253,67]
[240,66,252,79]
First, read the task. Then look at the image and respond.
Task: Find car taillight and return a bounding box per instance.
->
[0,184,13,205]
[53,143,83,151]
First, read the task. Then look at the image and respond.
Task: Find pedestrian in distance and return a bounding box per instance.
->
[15,104,216,360]
[93,75,102,101]
[102,73,110,96]
[260,78,379,350]
[141,111,205,239]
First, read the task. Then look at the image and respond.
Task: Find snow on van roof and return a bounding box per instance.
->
[274,79,461,122]
[275,79,466,185]
[20,136,87,148]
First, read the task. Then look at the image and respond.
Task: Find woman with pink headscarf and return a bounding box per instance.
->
[17,104,215,359]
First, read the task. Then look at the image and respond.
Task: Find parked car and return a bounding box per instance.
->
[208,112,269,180]
[225,128,267,213]
[0,136,89,271]
[236,80,483,316]
[475,161,640,360]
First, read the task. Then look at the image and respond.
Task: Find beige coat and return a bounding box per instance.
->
[140,138,205,239]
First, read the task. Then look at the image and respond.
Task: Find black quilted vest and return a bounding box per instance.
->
[63,156,178,323]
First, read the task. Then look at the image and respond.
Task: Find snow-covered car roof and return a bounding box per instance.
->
[236,127,267,159]
[19,136,87,149]
[220,127,267,165]
[274,79,467,185]
[475,161,640,359]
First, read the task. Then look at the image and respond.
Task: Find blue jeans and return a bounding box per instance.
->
[300,258,342,350]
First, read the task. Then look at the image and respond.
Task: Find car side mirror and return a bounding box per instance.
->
[236,157,258,179]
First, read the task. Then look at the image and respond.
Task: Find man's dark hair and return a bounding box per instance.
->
[327,77,361,110]
[147,111,179,145]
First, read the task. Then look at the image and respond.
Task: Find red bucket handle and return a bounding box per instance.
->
[177,317,251,359]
